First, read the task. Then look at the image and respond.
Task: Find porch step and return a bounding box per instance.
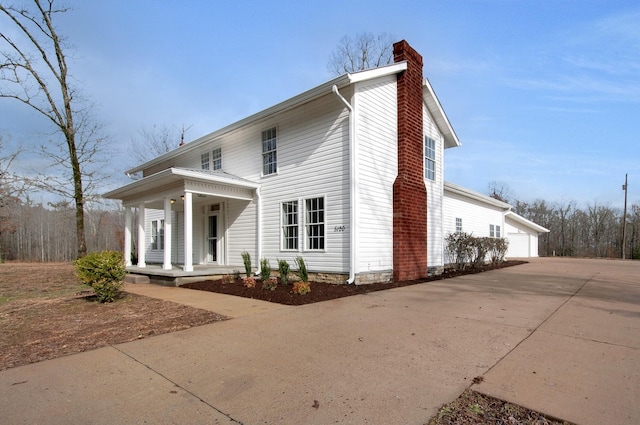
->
[125,274,150,284]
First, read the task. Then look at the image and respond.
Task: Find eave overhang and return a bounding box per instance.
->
[505,211,550,234]
[444,181,511,210]
[423,78,461,149]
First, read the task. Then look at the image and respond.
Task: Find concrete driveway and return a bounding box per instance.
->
[0,258,638,424]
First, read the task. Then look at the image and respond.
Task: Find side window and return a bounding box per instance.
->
[424,136,435,181]
[496,225,501,238]
[455,217,462,233]
[490,224,495,238]
[281,201,299,250]
[151,219,164,250]
[305,197,325,250]
[212,147,222,170]
[262,127,277,175]
[201,152,210,170]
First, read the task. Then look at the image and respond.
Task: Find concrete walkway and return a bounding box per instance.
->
[0,258,638,424]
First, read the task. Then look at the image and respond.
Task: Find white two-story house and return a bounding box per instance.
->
[104,40,547,285]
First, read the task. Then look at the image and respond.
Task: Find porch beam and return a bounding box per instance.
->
[183,192,193,272]
[163,197,173,270]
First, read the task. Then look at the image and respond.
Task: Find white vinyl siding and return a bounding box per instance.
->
[443,191,506,240]
[424,103,445,268]
[353,76,397,274]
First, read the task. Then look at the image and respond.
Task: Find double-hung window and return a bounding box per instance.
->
[455,217,462,233]
[424,136,436,181]
[212,147,222,170]
[305,197,325,250]
[151,219,164,250]
[281,201,299,250]
[201,152,210,170]
[262,127,277,175]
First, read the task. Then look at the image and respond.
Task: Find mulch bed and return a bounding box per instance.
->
[182,261,527,306]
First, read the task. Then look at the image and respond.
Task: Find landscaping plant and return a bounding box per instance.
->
[292,256,311,295]
[241,251,252,277]
[74,250,126,303]
[277,259,290,285]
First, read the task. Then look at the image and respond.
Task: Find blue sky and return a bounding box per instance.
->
[1,0,638,209]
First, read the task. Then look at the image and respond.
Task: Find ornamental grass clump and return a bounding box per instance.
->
[241,251,252,278]
[74,250,126,303]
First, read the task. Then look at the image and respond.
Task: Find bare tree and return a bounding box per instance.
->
[127,124,181,166]
[0,0,106,258]
[488,181,514,204]
[327,32,395,75]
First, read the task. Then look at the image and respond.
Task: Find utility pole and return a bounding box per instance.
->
[622,173,628,259]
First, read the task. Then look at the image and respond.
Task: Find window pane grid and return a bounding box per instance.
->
[424,136,436,181]
[281,201,298,250]
[262,127,277,175]
[305,197,325,250]
[212,148,222,170]
[201,152,210,170]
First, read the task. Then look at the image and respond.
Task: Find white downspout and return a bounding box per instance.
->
[255,186,262,277]
[332,85,357,284]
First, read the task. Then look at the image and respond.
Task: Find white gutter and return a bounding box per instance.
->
[333,85,357,284]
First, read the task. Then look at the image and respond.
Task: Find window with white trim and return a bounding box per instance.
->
[496,225,501,238]
[151,219,164,250]
[305,197,325,250]
[281,201,298,250]
[212,147,222,170]
[424,136,436,181]
[201,152,210,170]
[455,217,462,233]
[490,224,501,238]
[262,127,277,175]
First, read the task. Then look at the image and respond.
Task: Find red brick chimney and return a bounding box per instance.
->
[393,40,428,281]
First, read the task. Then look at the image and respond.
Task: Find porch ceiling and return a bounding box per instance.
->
[103,168,259,207]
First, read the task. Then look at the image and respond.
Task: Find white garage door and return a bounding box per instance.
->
[508,233,530,257]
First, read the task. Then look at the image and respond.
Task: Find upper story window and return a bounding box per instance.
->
[305,197,325,250]
[262,127,277,175]
[281,201,299,250]
[424,136,435,181]
[455,217,462,233]
[201,152,210,170]
[212,147,222,170]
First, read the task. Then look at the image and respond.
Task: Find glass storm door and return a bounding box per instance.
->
[207,214,218,263]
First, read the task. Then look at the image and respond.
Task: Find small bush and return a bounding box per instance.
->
[262,277,278,291]
[277,259,290,285]
[243,277,256,288]
[241,251,252,277]
[292,281,311,295]
[488,238,509,265]
[470,237,490,268]
[445,232,474,271]
[259,257,271,282]
[294,256,308,283]
[74,251,126,303]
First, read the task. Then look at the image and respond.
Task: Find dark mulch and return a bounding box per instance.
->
[182,261,527,306]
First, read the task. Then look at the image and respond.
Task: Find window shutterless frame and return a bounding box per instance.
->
[281,200,299,251]
[262,127,277,176]
[304,196,325,251]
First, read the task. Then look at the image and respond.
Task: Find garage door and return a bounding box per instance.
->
[508,233,529,257]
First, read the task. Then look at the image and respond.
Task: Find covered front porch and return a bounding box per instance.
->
[104,168,260,275]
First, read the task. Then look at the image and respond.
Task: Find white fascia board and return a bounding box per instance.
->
[444,181,511,210]
[126,74,352,175]
[505,211,550,233]
[347,61,407,83]
[423,78,461,149]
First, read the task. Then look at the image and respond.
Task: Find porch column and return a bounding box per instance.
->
[183,192,193,272]
[163,197,173,270]
[137,202,146,267]
[124,206,132,266]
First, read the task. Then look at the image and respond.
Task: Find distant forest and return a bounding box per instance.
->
[1,192,638,263]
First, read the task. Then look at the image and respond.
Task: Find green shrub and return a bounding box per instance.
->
[75,251,126,303]
[277,259,290,285]
[241,251,252,277]
[259,257,271,282]
[294,256,308,283]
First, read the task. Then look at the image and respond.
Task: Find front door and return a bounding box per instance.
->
[207,213,219,263]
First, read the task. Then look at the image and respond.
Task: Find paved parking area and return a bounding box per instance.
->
[0,258,638,424]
